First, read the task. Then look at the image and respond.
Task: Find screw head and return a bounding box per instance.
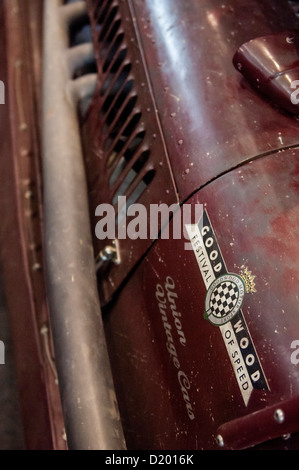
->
[32,262,42,272]
[274,408,285,424]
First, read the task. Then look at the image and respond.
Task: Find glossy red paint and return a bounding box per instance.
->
[81,0,299,449]
[84,0,299,306]
[2,0,299,450]
[83,0,179,304]
[130,0,299,200]
[104,149,299,449]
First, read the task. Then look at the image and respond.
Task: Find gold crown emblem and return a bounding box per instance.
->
[240,266,256,294]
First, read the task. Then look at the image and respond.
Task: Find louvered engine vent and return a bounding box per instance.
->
[81,0,177,302]
[84,0,156,212]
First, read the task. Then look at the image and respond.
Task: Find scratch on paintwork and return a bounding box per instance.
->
[149,262,161,280]
[170,93,180,102]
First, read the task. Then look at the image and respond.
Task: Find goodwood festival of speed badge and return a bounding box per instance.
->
[186,209,269,405]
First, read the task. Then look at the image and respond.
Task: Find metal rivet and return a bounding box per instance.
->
[216,434,224,447]
[24,190,33,200]
[32,262,42,272]
[95,240,120,271]
[274,408,285,424]
[20,148,30,157]
[100,246,117,262]
[19,123,27,131]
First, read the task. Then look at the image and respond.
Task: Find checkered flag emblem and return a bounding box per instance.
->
[204,273,245,326]
[209,281,239,318]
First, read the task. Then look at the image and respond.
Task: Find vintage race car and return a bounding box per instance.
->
[1,0,299,450]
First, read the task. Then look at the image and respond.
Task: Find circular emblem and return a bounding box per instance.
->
[204,273,246,326]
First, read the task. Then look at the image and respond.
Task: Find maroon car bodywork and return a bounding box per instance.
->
[1,0,299,450]
[84,0,299,450]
